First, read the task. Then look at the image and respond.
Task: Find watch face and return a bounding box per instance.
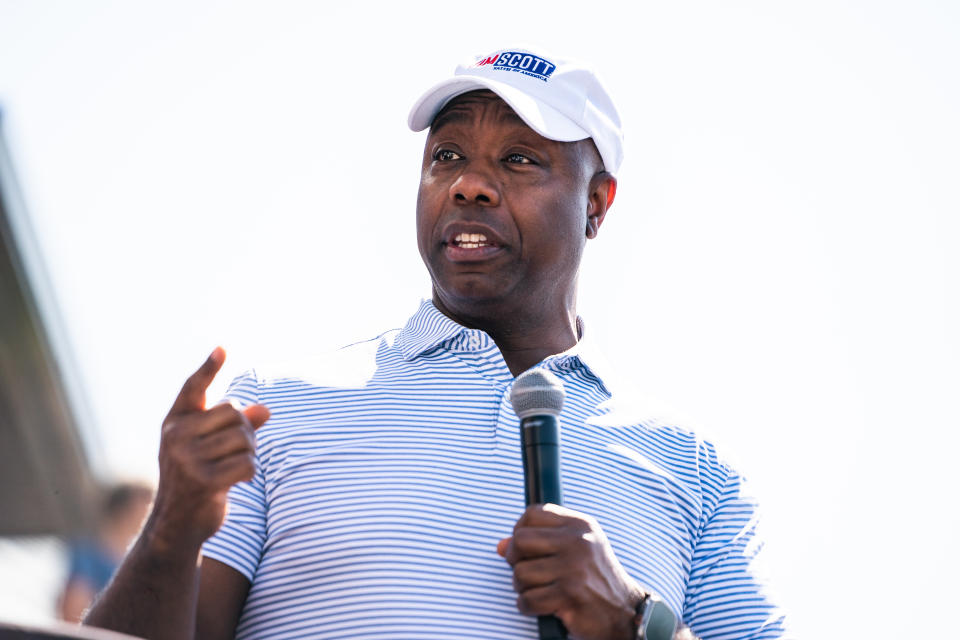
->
[641,599,678,640]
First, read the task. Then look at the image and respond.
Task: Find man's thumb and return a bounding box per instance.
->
[243,404,271,429]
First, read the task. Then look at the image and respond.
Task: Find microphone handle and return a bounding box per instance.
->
[520,415,567,640]
[537,615,568,640]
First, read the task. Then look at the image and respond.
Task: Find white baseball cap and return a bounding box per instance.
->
[408,46,624,174]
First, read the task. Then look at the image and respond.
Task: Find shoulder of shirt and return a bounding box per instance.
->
[241,328,403,392]
[592,372,740,481]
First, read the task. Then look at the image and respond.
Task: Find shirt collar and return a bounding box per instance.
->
[397,299,473,361]
[397,299,617,394]
[540,318,618,397]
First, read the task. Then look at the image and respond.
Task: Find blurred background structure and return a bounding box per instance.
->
[0,110,118,625]
[0,112,101,538]
[1,110,155,633]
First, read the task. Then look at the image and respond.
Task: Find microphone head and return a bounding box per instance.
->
[510,368,566,418]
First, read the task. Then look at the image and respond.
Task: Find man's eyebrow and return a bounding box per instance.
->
[429,108,472,134]
[497,110,527,127]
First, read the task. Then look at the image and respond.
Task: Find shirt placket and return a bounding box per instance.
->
[494,385,522,454]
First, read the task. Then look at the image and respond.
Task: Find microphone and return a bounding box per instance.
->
[510,368,568,640]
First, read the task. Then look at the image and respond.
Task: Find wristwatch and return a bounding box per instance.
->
[634,592,678,640]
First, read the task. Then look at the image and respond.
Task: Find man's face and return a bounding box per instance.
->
[416,90,604,323]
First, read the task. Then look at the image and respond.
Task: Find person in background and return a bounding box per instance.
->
[57,482,153,623]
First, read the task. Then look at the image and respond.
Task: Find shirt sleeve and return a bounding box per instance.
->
[682,450,790,640]
[200,369,267,582]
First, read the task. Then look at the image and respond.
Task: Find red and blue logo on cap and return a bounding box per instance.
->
[473,51,556,82]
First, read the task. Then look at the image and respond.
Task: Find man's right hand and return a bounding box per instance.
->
[84,347,265,639]
[148,347,271,552]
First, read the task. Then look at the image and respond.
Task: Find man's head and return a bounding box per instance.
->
[101,482,153,539]
[408,47,622,328]
[408,47,623,174]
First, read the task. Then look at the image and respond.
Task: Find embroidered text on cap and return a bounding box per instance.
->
[473,51,557,82]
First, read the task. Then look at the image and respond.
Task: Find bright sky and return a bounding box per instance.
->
[1,1,957,637]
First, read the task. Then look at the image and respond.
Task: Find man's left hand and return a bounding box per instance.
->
[498,503,643,640]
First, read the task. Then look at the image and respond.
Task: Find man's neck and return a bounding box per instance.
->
[493,328,578,377]
[431,293,580,377]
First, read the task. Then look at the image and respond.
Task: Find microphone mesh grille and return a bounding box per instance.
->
[510,368,566,418]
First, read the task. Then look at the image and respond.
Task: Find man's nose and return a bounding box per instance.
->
[450,162,501,207]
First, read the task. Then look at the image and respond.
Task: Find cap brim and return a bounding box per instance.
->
[408,76,589,143]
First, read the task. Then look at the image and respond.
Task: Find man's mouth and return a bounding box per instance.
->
[451,232,494,249]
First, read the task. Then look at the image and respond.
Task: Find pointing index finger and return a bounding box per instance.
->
[169,347,226,415]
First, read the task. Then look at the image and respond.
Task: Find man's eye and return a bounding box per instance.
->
[434,149,462,161]
[505,153,534,164]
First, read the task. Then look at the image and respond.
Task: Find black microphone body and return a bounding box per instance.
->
[520,414,566,639]
[511,369,568,640]
[520,414,563,507]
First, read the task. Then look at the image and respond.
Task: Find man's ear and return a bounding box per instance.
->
[586,173,617,239]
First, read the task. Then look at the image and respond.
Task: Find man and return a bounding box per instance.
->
[85,47,786,639]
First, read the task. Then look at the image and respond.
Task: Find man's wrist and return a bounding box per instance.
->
[623,583,647,640]
[141,507,206,561]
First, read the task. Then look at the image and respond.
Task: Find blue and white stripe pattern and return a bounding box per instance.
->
[202,300,787,639]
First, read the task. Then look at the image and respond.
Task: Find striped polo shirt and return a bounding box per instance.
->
[202,300,786,639]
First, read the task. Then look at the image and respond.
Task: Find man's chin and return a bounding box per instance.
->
[431,281,519,322]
